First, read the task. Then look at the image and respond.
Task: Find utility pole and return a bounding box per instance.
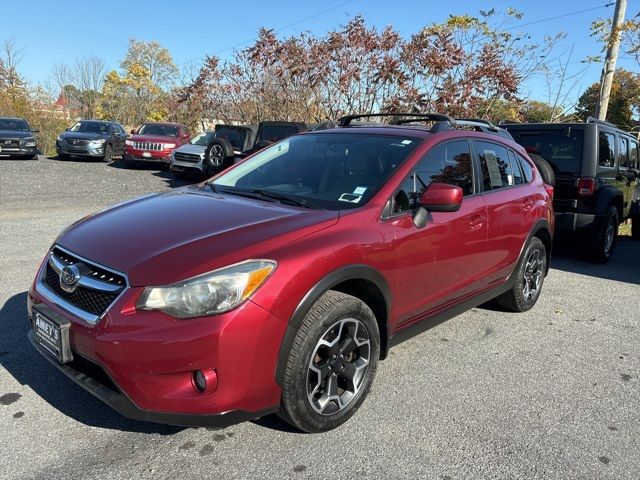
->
[595,0,627,121]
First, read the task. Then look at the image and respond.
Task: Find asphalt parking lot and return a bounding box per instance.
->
[1,156,639,480]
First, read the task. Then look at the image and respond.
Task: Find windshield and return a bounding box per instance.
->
[190,131,214,146]
[138,124,179,137]
[0,118,30,131]
[509,128,584,174]
[215,126,247,150]
[213,133,422,210]
[69,121,109,134]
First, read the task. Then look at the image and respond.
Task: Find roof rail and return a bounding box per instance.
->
[337,112,455,128]
[586,116,617,128]
[453,118,500,132]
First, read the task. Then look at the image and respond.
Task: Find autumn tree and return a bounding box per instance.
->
[51,56,105,118]
[575,69,640,130]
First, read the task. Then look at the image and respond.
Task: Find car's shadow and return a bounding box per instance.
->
[107,159,195,189]
[0,292,181,434]
[550,236,639,285]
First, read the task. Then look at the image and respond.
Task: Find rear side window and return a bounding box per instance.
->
[516,152,534,183]
[508,128,584,174]
[394,140,473,213]
[215,126,247,150]
[476,141,513,191]
[631,141,639,170]
[599,132,616,167]
[507,150,525,185]
[619,137,629,169]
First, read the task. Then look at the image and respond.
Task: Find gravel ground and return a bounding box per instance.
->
[1,156,638,480]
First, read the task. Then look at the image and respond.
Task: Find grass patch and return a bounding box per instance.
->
[619,221,631,237]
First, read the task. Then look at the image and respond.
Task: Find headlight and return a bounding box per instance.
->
[135,260,276,318]
[90,138,105,145]
[57,134,63,142]
[24,138,36,147]
[125,140,134,146]
[163,143,176,149]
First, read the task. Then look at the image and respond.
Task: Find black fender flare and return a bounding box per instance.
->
[594,186,623,216]
[513,218,552,277]
[274,264,391,386]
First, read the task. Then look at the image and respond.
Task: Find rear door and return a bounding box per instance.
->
[474,140,535,284]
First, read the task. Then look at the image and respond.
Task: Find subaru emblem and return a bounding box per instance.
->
[60,264,81,293]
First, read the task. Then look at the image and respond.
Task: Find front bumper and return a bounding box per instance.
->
[57,141,104,157]
[0,145,37,158]
[170,156,205,174]
[124,149,171,164]
[27,257,286,426]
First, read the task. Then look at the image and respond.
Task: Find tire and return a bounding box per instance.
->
[581,206,618,263]
[279,291,380,433]
[102,144,113,163]
[204,138,234,177]
[528,153,555,187]
[632,216,640,241]
[495,236,547,312]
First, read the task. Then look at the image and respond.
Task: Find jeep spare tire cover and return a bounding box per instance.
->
[528,153,555,187]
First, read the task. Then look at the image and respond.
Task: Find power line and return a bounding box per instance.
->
[176,0,354,67]
[501,3,615,31]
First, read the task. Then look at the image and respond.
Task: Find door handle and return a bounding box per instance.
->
[522,199,534,211]
[469,215,486,229]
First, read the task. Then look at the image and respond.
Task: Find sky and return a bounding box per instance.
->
[2,0,638,108]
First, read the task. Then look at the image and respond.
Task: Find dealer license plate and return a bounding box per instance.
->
[33,308,72,363]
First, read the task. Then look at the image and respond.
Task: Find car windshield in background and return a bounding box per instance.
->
[138,124,179,137]
[215,127,247,150]
[213,133,422,210]
[0,119,30,131]
[70,121,109,134]
[258,125,299,143]
[510,129,584,174]
[190,131,215,146]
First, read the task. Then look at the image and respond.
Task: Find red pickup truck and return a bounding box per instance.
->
[124,122,191,166]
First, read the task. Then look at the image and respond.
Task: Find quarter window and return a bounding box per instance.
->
[598,132,616,167]
[393,140,473,214]
[619,137,629,169]
[507,150,525,185]
[477,141,513,191]
[630,141,639,170]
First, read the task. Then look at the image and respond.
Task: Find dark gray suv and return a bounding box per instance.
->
[56,120,127,162]
[505,117,640,262]
[0,117,38,159]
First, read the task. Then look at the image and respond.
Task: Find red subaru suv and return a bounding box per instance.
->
[28,113,553,432]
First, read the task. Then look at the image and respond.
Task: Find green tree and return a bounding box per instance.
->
[575,69,640,130]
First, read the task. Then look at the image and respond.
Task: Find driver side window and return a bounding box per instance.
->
[391,140,474,215]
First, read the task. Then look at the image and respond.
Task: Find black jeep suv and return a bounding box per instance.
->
[505,117,640,262]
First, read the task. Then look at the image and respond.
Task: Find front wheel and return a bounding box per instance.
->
[495,236,547,312]
[279,291,380,433]
[102,144,113,163]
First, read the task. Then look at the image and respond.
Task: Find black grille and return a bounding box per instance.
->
[44,265,118,315]
[42,247,126,317]
[65,138,90,146]
[173,151,201,163]
[0,138,20,148]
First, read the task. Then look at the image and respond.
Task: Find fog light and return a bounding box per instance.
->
[192,368,217,394]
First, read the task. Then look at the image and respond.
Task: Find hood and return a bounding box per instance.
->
[56,187,339,286]
[129,134,179,144]
[173,143,205,156]
[0,130,34,139]
[60,132,108,141]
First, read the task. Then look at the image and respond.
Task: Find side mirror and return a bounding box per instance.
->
[413,183,463,229]
[130,129,137,134]
[182,133,190,139]
[65,127,70,131]
[31,129,40,133]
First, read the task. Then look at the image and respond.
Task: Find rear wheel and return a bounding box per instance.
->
[582,206,618,263]
[495,237,547,312]
[279,291,379,433]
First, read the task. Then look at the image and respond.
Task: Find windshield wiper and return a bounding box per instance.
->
[248,189,313,208]
[203,181,219,193]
